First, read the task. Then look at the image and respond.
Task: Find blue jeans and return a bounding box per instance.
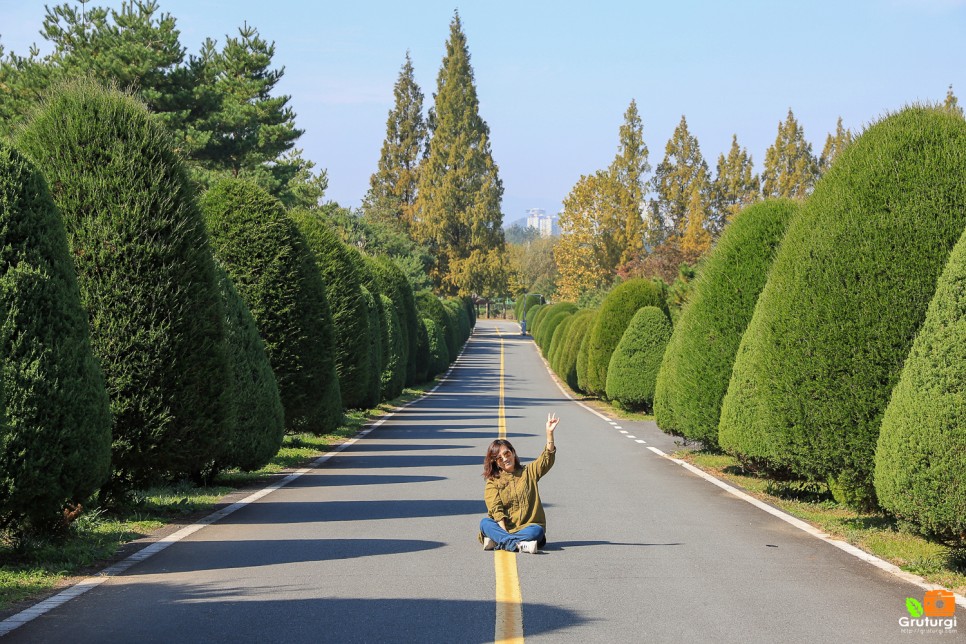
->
[480,518,546,551]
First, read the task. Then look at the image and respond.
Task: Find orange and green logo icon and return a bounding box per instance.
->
[906,590,956,618]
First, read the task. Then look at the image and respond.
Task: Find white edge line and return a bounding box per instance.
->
[645,446,966,609]
[530,327,966,608]
[0,325,482,636]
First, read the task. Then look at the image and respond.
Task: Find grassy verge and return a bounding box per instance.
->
[674,450,966,595]
[0,384,433,612]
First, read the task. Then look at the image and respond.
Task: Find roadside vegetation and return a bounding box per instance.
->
[0,386,431,612]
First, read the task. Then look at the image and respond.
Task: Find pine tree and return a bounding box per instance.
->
[0,1,193,140]
[364,52,427,235]
[190,24,305,194]
[711,134,760,232]
[762,108,819,199]
[650,115,710,245]
[819,117,854,174]
[414,12,505,295]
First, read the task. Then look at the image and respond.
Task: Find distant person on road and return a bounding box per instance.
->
[479,413,559,554]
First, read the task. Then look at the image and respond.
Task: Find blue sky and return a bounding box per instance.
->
[1,1,964,222]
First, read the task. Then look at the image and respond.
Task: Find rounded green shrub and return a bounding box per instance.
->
[379,293,406,399]
[655,199,798,449]
[347,248,386,406]
[201,178,342,434]
[423,317,450,378]
[0,143,111,530]
[606,307,672,410]
[718,106,966,508]
[416,291,457,362]
[445,298,471,348]
[370,256,419,386]
[538,303,577,353]
[586,279,669,396]
[525,303,545,335]
[531,304,554,342]
[576,319,595,394]
[359,286,383,407]
[549,314,576,374]
[290,209,372,409]
[874,225,966,543]
[558,310,596,392]
[214,265,284,472]
[413,317,431,383]
[18,80,231,490]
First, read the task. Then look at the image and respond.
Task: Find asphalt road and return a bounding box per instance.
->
[3,319,938,642]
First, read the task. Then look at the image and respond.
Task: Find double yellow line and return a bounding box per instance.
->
[494,326,524,643]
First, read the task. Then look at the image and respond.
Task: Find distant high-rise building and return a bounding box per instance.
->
[525,208,558,237]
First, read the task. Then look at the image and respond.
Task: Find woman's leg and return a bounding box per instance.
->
[502,524,546,552]
[480,518,513,550]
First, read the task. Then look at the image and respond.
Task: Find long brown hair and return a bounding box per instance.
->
[483,439,520,480]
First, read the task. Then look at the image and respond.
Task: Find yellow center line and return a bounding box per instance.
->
[494,325,525,644]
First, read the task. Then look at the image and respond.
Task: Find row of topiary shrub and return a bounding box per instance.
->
[522,278,672,412]
[0,79,472,535]
[652,105,966,544]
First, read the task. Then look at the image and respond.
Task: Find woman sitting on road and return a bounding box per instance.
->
[479,413,559,554]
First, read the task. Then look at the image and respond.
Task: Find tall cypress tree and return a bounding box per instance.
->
[762,108,819,199]
[415,12,505,296]
[364,52,427,235]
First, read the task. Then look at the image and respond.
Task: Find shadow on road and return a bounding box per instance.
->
[542,541,685,551]
[33,591,590,644]
[221,499,486,525]
[308,474,448,486]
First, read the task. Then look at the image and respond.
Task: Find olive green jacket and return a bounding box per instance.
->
[484,446,556,532]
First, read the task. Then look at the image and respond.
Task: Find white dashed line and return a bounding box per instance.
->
[619,430,628,434]
[635,440,647,444]
[626,435,637,439]
[614,425,623,429]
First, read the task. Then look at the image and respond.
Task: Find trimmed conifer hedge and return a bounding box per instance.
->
[214,265,285,472]
[370,256,419,386]
[525,303,544,334]
[290,209,373,409]
[201,179,342,434]
[0,143,112,530]
[576,320,595,394]
[655,199,798,449]
[606,307,672,411]
[416,291,457,362]
[718,106,966,508]
[413,318,431,383]
[537,303,577,353]
[444,298,470,349]
[379,293,406,399]
[358,286,383,407]
[874,225,966,543]
[18,80,231,490]
[423,317,450,378]
[585,279,669,396]
[556,310,596,391]
[548,315,576,374]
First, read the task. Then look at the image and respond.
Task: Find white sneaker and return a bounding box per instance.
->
[482,536,497,551]
[517,540,538,554]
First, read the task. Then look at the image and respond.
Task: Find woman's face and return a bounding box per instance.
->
[496,446,516,473]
